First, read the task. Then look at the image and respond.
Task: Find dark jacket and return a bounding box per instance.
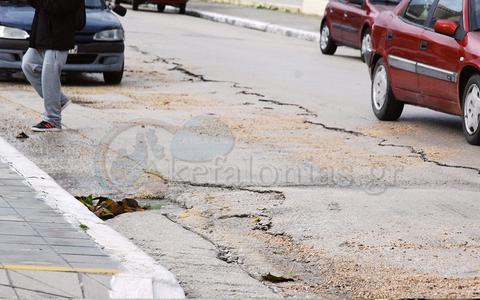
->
[28,0,82,50]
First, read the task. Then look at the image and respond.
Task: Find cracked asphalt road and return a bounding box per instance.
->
[1,6,480,298]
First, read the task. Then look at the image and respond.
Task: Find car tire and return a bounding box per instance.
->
[462,74,480,145]
[371,58,404,121]
[157,4,166,12]
[104,63,124,85]
[132,0,139,10]
[179,3,186,14]
[360,28,371,63]
[320,21,337,55]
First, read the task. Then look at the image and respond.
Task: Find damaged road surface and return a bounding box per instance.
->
[1,6,480,299]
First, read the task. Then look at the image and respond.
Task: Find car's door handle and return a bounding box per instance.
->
[387,31,393,41]
[420,40,428,50]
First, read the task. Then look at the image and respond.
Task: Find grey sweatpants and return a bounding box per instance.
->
[21,48,69,128]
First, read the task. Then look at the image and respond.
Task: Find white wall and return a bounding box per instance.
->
[301,0,327,15]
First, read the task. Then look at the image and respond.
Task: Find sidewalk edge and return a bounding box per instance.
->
[206,0,303,13]
[0,137,185,300]
[187,9,320,42]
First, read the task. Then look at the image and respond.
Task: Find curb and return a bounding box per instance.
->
[187,9,320,42]
[0,137,185,299]
[202,0,303,13]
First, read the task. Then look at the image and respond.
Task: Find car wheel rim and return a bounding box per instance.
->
[373,65,388,110]
[464,84,480,135]
[320,25,329,50]
[361,33,371,56]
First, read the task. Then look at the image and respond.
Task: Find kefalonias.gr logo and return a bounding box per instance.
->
[95,115,401,196]
[94,115,236,197]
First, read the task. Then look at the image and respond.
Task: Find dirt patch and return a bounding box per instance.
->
[164,187,480,299]
[255,231,480,298]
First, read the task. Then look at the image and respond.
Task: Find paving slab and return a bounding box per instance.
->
[0,161,119,299]
[81,274,112,299]
[0,198,9,208]
[9,270,83,298]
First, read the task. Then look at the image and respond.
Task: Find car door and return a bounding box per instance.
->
[342,0,367,47]
[328,0,356,43]
[416,0,463,112]
[386,0,435,103]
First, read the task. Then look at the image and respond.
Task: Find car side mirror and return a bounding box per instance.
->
[434,20,459,37]
[112,4,127,17]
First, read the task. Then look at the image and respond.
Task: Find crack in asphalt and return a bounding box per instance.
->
[217,213,255,220]
[304,120,367,137]
[171,180,286,203]
[128,45,480,177]
[378,139,480,174]
[259,99,318,117]
[168,64,220,83]
[161,211,278,293]
[237,90,266,97]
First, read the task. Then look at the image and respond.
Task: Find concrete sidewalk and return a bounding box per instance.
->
[0,138,185,299]
[185,0,322,42]
[0,160,118,298]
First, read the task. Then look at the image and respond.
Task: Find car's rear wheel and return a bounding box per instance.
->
[157,4,166,12]
[462,75,480,145]
[104,63,124,85]
[360,28,371,63]
[179,3,186,14]
[371,58,404,121]
[132,0,139,10]
[320,22,337,55]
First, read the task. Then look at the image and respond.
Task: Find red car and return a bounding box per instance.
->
[320,0,400,61]
[368,0,480,145]
[131,0,188,13]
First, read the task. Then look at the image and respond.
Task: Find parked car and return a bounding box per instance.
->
[0,0,127,84]
[125,0,188,14]
[367,0,480,145]
[320,0,401,61]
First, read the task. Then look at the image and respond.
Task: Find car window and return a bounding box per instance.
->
[370,0,401,5]
[347,0,364,6]
[85,0,105,9]
[430,0,462,27]
[470,0,480,30]
[403,0,435,25]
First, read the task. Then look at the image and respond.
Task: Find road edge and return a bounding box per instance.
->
[0,137,185,299]
[186,9,320,42]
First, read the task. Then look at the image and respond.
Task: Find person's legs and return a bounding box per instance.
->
[41,50,68,128]
[22,48,70,108]
[21,48,44,98]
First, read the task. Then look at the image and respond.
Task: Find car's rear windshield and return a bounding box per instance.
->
[0,0,105,8]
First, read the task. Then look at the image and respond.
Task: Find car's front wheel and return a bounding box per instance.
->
[157,4,166,12]
[360,28,371,63]
[320,22,337,55]
[462,75,480,145]
[371,58,404,121]
[104,63,124,85]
